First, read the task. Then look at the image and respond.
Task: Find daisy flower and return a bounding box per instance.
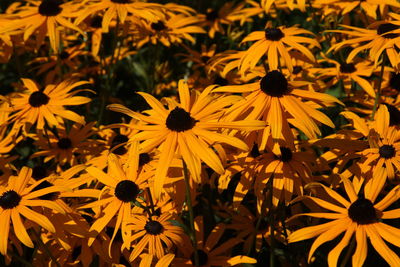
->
[133,13,205,48]
[31,122,100,166]
[1,0,84,52]
[0,167,64,255]
[75,0,164,33]
[214,70,341,151]
[108,80,265,198]
[314,0,400,19]
[328,21,400,69]
[81,142,150,252]
[127,211,184,262]
[7,78,92,131]
[262,0,308,12]
[317,56,377,97]
[359,105,400,181]
[174,217,257,266]
[239,25,320,74]
[288,174,400,266]
[198,2,253,39]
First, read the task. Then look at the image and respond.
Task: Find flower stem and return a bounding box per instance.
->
[268,175,276,267]
[371,54,387,120]
[146,187,156,215]
[247,193,267,256]
[182,159,199,266]
[10,251,35,267]
[32,228,61,267]
[340,235,355,267]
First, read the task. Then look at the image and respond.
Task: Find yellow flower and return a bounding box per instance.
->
[174,217,257,266]
[0,167,64,255]
[0,0,84,52]
[75,0,164,33]
[317,56,377,97]
[7,79,92,131]
[289,175,400,266]
[239,25,320,74]
[214,70,341,152]
[31,122,100,166]
[127,212,184,262]
[328,21,400,69]
[81,142,150,253]
[133,13,205,48]
[108,80,265,198]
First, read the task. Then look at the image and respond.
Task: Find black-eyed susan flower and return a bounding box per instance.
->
[174,217,257,266]
[32,122,101,166]
[289,175,400,266]
[127,211,184,262]
[317,56,377,97]
[314,0,400,19]
[0,167,64,255]
[214,70,341,152]
[29,42,88,84]
[108,80,265,198]
[239,24,320,74]
[1,0,84,52]
[359,106,400,181]
[7,79,92,131]
[328,21,400,69]
[133,13,205,48]
[82,142,150,252]
[262,0,308,12]
[75,0,164,33]
[198,2,252,39]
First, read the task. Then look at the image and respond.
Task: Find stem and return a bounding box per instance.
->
[98,18,121,126]
[268,175,275,267]
[340,235,355,267]
[32,228,61,267]
[371,55,386,120]
[146,187,156,215]
[247,194,267,256]
[10,251,35,267]
[182,159,199,267]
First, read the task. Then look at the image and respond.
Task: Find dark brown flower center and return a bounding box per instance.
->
[144,220,163,235]
[377,23,399,39]
[110,0,131,3]
[90,15,103,28]
[29,91,50,107]
[389,72,400,91]
[111,134,129,155]
[278,147,292,162]
[340,63,356,73]
[292,65,303,74]
[214,76,228,86]
[0,190,21,209]
[114,180,139,202]
[166,107,197,132]
[59,51,69,60]
[57,138,72,150]
[206,9,219,21]
[260,70,290,97]
[348,197,377,224]
[139,153,151,166]
[265,28,284,41]
[385,104,400,126]
[38,0,63,17]
[32,180,59,200]
[190,249,209,266]
[151,21,167,31]
[32,166,47,180]
[379,144,396,159]
[249,143,261,158]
